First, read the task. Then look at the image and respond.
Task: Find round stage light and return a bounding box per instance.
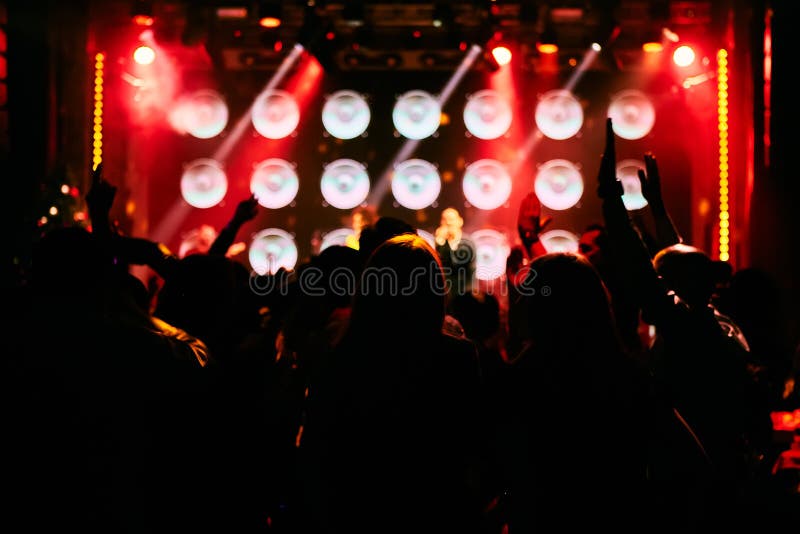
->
[416,229,436,248]
[534,89,583,140]
[320,227,356,251]
[320,158,370,209]
[463,89,512,140]
[539,229,580,253]
[534,159,584,211]
[170,90,229,139]
[673,44,696,67]
[251,89,300,139]
[616,159,649,211]
[470,229,511,281]
[392,90,441,140]
[462,159,512,210]
[391,159,441,210]
[250,158,299,209]
[249,228,298,275]
[133,45,155,65]
[322,90,371,140]
[607,89,656,140]
[180,158,228,209]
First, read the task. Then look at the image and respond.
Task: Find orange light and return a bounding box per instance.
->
[491,46,512,66]
[133,14,154,27]
[259,17,281,28]
[537,43,559,54]
[642,42,663,53]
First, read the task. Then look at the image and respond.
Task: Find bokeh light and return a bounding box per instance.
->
[463,89,512,140]
[169,89,229,139]
[471,229,511,281]
[616,159,649,211]
[607,90,655,140]
[534,89,583,140]
[392,90,441,139]
[462,159,512,210]
[249,228,298,275]
[180,159,228,209]
[320,227,356,251]
[539,229,580,253]
[322,90,371,139]
[534,159,584,211]
[133,45,155,65]
[391,159,441,210]
[251,89,300,139]
[250,158,299,209]
[320,158,371,209]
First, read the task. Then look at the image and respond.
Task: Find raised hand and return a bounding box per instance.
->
[232,193,259,225]
[597,118,623,200]
[637,152,664,207]
[86,163,118,222]
[517,192,552,252]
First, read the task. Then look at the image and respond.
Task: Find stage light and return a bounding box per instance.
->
[320,228,356,251]
[416,229,436,248]
[131,0,154,26]
[169,89,229,139]
[249,228,298,275]
[392,90,441,140]
[534,159,584,211]
[250,158,299,209]
[391,159,441,210]
[92,52,105,169]
[180,159,228,209]
[322,90,371,139]
[432,2,453,28]
[133,45,155,65]
[471,229,511,281]
[673,44,696,67]
[616,159,648,211]
[463,89,512,140]
[539,229,580,253]
[491,46,512,66]
[258,1,282,28]
[462,159,512,210]
[342,2,365,27]
[320,159,370,209]
[251,89,300,139]
[607,89,655,140]
[536,26,559,54]
[534,89,583,140]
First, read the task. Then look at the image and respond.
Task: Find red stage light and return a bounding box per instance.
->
[133,14,154,27]
[673,44,696,67]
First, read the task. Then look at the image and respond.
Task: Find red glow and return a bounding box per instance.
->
[491,46,512,66]
[259,17,281,28]
[133,14,154,27]
[274,40,283,52]
[413,30,421,38]
[233,29,242,38]
[459,41,467,52]
[326,31,335,40]
[537,43,559,54]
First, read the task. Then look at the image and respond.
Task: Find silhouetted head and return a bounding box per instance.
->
[357,216,416,267]
[348,234,445,340]
[653,244,715,309]
[449,291,500,344]
[520,252,621,355]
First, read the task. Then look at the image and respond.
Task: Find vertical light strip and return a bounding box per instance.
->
[717,49,730,262]
[92,52,105,169]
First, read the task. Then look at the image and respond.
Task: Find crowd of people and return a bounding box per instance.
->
[4,118,799,533]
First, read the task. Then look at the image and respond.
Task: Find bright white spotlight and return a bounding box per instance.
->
[133,45,155,65]
[249,228,298,275]
[672,44,696,67]
[322,90,371,139]
[607,89,655,140]
[320,158,370,209]
[180,158,228,209]
[534,89,583,140]
[534,159,584,211]
[616,159,649,211]
[250,158,299,209]
[470,229,511,281]
[539,229,580,253]
[391,159,441,210]
[170,89,229,139]
[251,89,300,139]
[463,89,512,140]
[462,159,512,210]
[392,90,441,140]
[491,46,512,66]
[320,227,356,251]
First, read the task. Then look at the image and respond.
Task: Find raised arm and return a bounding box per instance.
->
[638,152,682,252]
[208,193,259,256]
